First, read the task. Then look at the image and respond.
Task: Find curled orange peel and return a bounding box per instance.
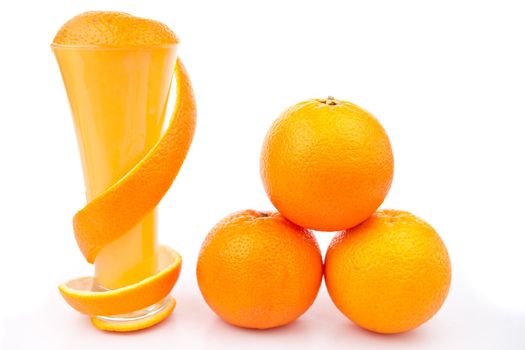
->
[59,245,182,316]
[73,59,196,264]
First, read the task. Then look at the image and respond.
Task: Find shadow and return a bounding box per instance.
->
[2,279,525,350]
[335,321,430,344]
[209,315,311,335]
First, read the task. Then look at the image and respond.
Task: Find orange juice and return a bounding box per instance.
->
[53,45,178,289]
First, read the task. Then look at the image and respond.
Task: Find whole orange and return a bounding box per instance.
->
[196,210,323,329]
[260,97,394,231]
[325,210,451,334]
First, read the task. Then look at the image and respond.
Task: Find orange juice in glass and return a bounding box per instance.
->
[52,12,191,329]
[53,46,177,289]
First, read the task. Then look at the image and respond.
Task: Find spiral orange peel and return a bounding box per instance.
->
[72,58,196,264]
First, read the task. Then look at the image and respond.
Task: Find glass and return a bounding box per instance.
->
[52,43,178,322]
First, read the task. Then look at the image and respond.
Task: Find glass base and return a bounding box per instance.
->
[94,297,170,324]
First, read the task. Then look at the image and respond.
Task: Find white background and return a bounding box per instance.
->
[1,0,524,349]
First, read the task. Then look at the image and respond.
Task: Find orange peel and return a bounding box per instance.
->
[59,246,182,317]
[53,11,179,47]
[73,59,196,263]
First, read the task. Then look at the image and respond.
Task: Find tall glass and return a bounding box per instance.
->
[52,44,178,317]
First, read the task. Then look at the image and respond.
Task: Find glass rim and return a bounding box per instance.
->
[50,42,178,51]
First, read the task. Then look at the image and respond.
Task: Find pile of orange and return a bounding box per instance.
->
[198,96,451,333]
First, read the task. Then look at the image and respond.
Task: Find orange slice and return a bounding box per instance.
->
[91,296,177,332]
[73,59,196,263]
[59,246,182,317]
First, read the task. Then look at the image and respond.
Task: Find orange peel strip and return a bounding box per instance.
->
[73,59,196,264]
[59,245,182,317]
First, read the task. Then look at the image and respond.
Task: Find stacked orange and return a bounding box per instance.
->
[197,210,323,329]
[198,96,451,333]
[53,12,197,332]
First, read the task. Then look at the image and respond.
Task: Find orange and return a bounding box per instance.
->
[324,210,451,334]
[260,96,394,231]
[53,11,196,331]
[197,210,323,329]
[53,11,179,47]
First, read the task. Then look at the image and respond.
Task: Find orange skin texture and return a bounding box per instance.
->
[324,210,452,334]
[260,98,394,232]
[197,210,323,329]
[53,11,179,47]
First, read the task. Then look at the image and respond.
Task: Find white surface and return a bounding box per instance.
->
[1,0,524,349]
